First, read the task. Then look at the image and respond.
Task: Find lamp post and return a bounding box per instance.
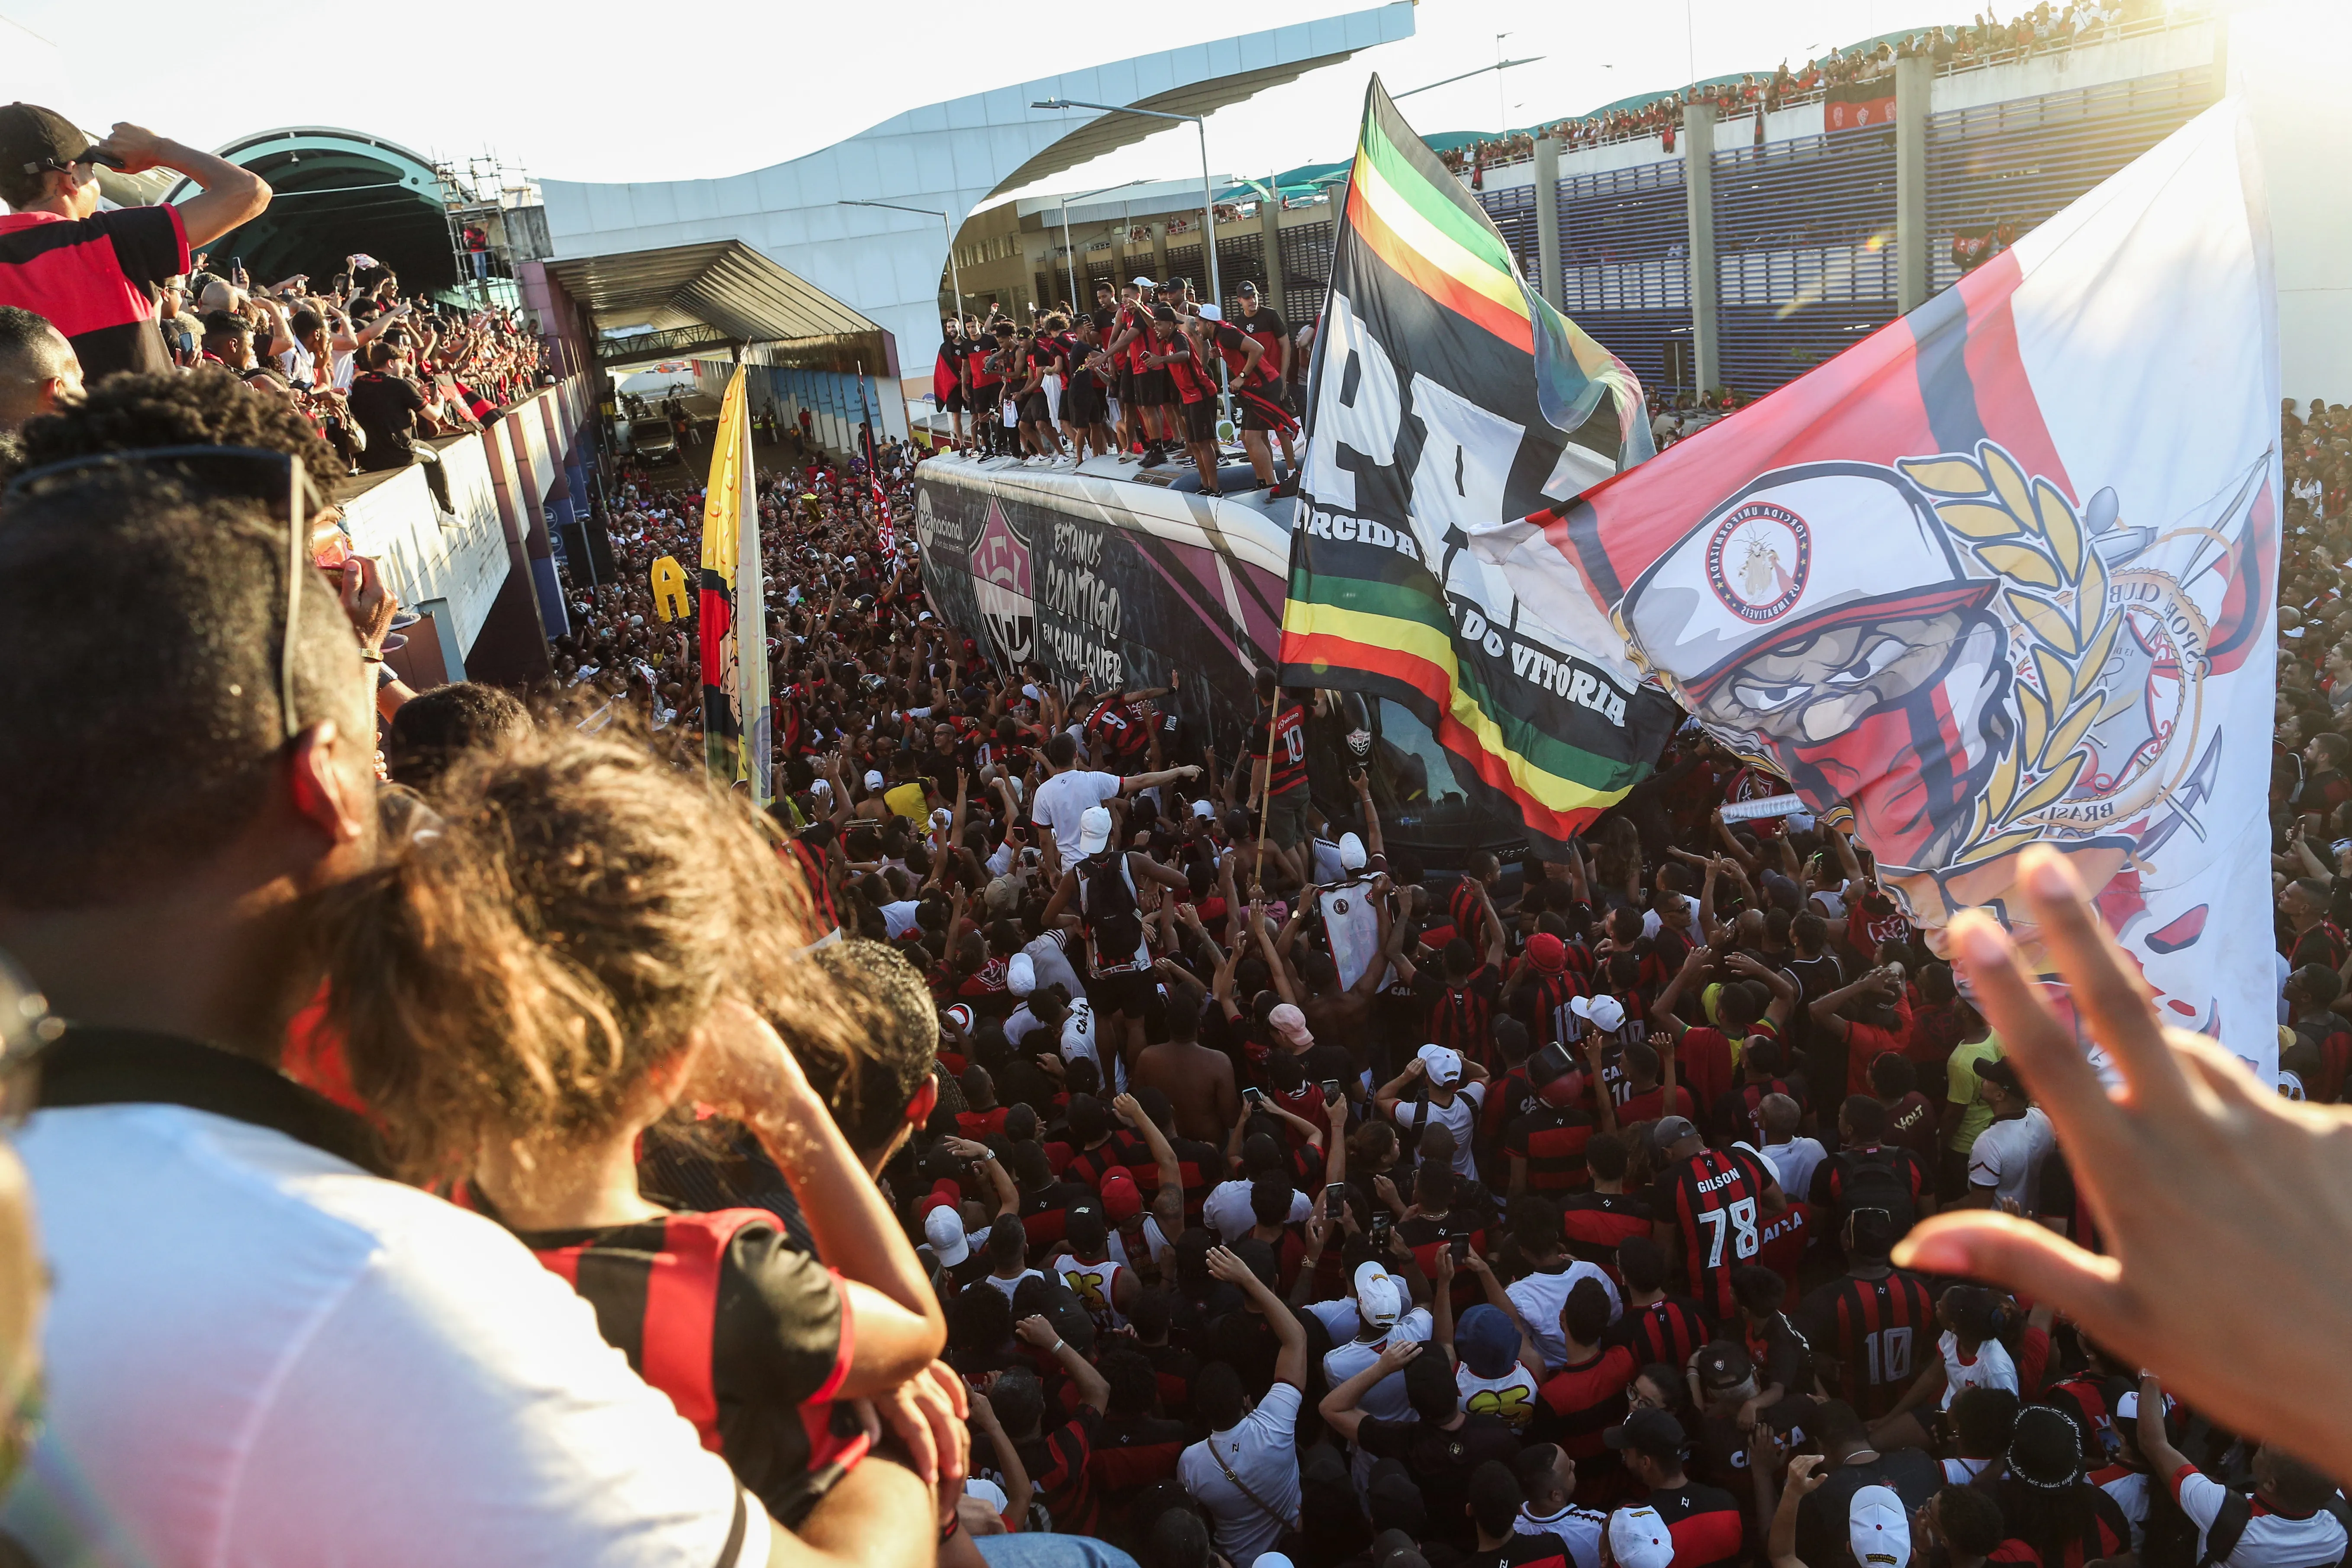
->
[1057,177,1149,313]
[838,199,964,325]
[1390,55,1546,101]
[1030,98,1225,318]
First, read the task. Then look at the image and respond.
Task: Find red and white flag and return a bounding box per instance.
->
[1474,102,2282,1078]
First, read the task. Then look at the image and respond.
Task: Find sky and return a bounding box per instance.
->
[2,0,1988,208]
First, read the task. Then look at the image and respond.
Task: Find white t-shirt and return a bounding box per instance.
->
[1,1103,767,1568]
[1179,1381,1302,1568]
[2178,1466,2349,1568]
[1322,1310,1435,1427]
[1456,1360,1542,1433]
[1761,1136,1828,1199]
[880,898,922,939]
[1943,1455,1994,1484]
[1520,1505,1608,1568]
[1031,768,1121,853]
[1508,1260,1624,1372]
[1203,1178,1312,1245]
[1937,1331,2019,1409]
[1967,1106,2056,1211]
[1393,1085,1484,1177]
[982,1268,1046,1304]
[1023,929,1089,999]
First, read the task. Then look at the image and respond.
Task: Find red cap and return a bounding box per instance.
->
[1098,1168,1144,1224]
[1527,933,1567,974]
[920,1179,963,1218]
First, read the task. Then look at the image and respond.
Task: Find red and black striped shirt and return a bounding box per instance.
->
[1559,1190,1655,1270]
[1649,1481,1746,1568]
[1532,1345,1635,1458]
[518,1207,860,1527]
[1796,1267,1936,1421]
[1505,1104,1599,1193]
[1610,1295,1712,1371]
[1654,1147,1774,1321]
[0,204,186,380]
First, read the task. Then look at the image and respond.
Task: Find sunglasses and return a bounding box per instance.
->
[2,445,323,743]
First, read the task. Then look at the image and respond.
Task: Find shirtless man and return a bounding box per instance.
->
[1131,959,1238,1143]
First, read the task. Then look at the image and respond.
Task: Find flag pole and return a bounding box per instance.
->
[1253,688,1279,895]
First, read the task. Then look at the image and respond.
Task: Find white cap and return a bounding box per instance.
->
[1571,994,1627,1034]
[924,1207,970,1266]
[1191,798,1216,820]
[1609,1508,1675,1568]
[1353,1261,1403,1328]
[864,770,886,791]
[1417,1042,1463,1087]
[945,1004,975,1033]
[1848,1487,1912,1568]
[843,554,858,567]
[1339,832,1367,871]
[931,808,954,831]
[1076,805,1114,854]
[1007,953,1037,997]
[1198,303,1223,320]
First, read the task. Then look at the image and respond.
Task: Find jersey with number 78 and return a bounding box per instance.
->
[1658,1147,1774,1321]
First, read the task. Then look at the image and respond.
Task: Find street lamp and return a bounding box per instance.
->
[1390,55,1546,101]
[838,199,964,326]
[1057,177,1150,313]
[1030,98,1225,323]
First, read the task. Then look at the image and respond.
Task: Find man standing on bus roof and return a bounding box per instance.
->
[1246,669,1313,893]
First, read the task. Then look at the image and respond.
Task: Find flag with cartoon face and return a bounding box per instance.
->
[1472,102,2281,1079]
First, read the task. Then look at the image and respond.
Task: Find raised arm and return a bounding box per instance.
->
[1723,949,1799,1031]
[1208,1245,1308,1389]
[1113,1091,1185,1239]
[94,122,271,248]
[1318,1338,1423,1443]
[1015,1314,1109,1413]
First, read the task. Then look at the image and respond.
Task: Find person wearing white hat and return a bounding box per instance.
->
[922,1205,971,1269]
[1321,1260,1434,1490]
[1374,1044,1489,1180]
[1605,1504,1675,1568]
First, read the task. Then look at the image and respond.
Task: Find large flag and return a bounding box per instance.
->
[699,362,772,805]
[1279,79,1682,850]
[1472,102,2281,1077]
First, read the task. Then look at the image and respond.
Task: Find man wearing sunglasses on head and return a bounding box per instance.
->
[0,103,270,382]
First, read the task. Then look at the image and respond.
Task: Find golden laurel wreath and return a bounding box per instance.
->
[1897,441,2207,871]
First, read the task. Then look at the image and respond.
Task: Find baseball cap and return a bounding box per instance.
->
[1569,994,1626,1033]
[1198,304,1223,320]
[986,874,1025,916]
[1605,1407,1689,1461]
[1455,1304,1519,1380]
[1608,1507,1675,1568]
[924,1206,971,1266]
[863,769,886,790]
[1527,933,1567,974]
[1652,1115,1701,1151]
[1006,952,1037,997]
[1150,304,1179,322]
[1237,280,1260,295]
[1339,832,1367,871]
[1849,1486,1913,1568]
[1416,1043,1463,1086]
[1973,1056,2025,1095]
[1191,798,1216,819]
[944,1004,975,1034]
[1097,1167,1144,1223]
[1269,1003,1313,1049]
[1130,274,1155,286]
[1076,805,1114,854]
[0,103,95,184]
[1353,1260,1404,1328]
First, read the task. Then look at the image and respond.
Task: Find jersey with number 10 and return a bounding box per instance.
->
[1658,1147,1772,1320]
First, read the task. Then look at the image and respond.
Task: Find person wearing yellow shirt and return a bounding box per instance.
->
[1939,998,2002,1202]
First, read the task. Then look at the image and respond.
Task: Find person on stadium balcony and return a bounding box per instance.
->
[0,107,268,381]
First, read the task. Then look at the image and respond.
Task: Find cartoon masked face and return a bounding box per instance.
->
[1691,604,2012,869]
[1624,464,2007,871]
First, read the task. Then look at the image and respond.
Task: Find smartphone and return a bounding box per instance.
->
[1321,1079,1344,1105]
[1241,1086,1265,1109]
[1369,1212,1393,1251]
[1324,1181,1350,1214]
[1450,1236,1472,1262]
[1530,1040,1576,1087]
[230,255,242,277]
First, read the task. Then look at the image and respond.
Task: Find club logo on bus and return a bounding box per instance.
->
[972,497,1036,663]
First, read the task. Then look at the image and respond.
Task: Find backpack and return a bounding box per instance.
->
[1833,1146,1918,1235]
[1080,851,1144,969]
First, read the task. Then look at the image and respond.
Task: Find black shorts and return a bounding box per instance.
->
[1237,382,1298,435]
[1116,367,1135,405]
[1018,390,1051,425]
[1179,396,1216,443]
[971,386,1002,419]
[1090,967,1153,1017]
[1136,368,1173,406]
[1068,381,1108,425]
[944,386,967,413]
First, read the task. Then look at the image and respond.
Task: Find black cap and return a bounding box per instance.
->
[1973,1055,2024,1094]
[1237,280,1260,295]
[1604,1407,1688,1459]
[1150,304,1179,322]
[0,103,93,184]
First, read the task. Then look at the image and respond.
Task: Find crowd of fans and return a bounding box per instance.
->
[1440,0,2180,173]
[0,92,2350,1568]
